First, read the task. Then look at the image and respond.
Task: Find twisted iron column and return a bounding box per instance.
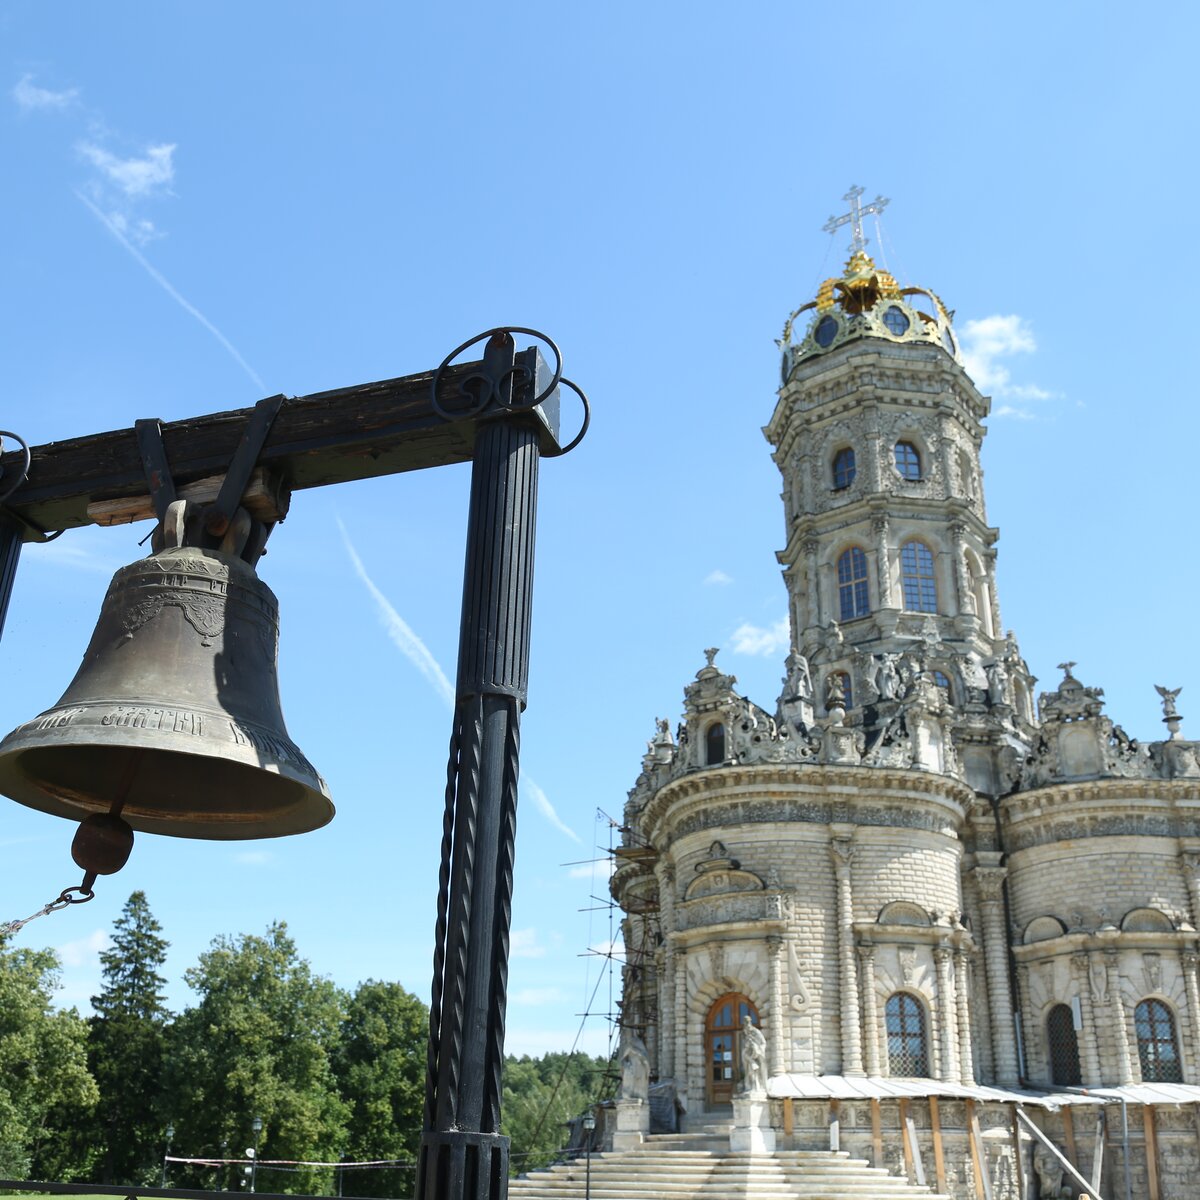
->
[418,331,580,1200]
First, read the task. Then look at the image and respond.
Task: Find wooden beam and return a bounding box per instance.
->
[0,353,563,539]
[900,1097,926,1187]
[1062,1104,1079,1181]
[1090,1109,1105,1195]
[1143,1104,1159,1200]
[929,1095,948,1194]
[86,466,288,527]
[870,1097,883,1170]
[1011,1105,1026,1200]
[966,1098,991,1200]
[782,1096,793,1138]
[899,1098,915,1183]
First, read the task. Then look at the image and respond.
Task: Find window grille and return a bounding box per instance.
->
[1046,1004,1082,1086]
[1135,998,1183,1082]
[900,541,937,613]
[885,992,929,1076]
[894,441,922,480]
[832,447,856,489]
[837,546,870,620]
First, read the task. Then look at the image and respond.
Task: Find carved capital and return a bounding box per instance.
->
[802,538,820,558]
[973,865,1007,903]
[949,521,968,541]
[1070,952,1090,977]
[871,515,889,535]
[1184,852,1200,878]
[857,943,876,966]
[766,934,784,958]
[829,837,855,873]
[1184,950,1199,973]
[934,945,954,968]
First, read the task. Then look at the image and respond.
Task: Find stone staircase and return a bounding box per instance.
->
[509,1133,953,1200]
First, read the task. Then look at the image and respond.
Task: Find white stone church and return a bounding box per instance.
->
[605,207,1200,1200]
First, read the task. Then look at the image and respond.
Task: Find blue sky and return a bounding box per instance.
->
[2,2,1198,1063]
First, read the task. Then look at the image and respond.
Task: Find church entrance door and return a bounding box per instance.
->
[705,993,759,1105]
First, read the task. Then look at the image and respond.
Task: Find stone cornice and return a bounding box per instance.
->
[1002,777,1200,852]
[1012,929,1200,961]
[636,761,972,849]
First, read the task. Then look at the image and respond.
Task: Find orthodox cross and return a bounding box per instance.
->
[822,184,889,255]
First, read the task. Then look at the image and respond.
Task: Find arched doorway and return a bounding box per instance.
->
[704,993,759,1105]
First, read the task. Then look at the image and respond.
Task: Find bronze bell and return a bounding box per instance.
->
[0,504,332,840]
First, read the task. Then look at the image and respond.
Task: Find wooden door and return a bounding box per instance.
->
[705,993,759,1105]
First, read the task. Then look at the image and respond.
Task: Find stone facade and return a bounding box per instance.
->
[611,243,1200,1198]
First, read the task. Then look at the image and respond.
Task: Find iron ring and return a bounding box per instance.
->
[541,377,591,458]
[0,430,31,506]
[431,327,563,420]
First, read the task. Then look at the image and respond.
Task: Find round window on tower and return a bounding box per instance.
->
[882,306,910,337]
[814,315,838,348]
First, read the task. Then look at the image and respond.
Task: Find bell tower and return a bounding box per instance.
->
[765,196,1035,792]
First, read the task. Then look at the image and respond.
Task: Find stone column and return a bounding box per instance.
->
[657,863,676,1080]
[767,936,786,1078]
[1071,952,1103,1086]
[1183,854,1200,930]
[935,946,960,1083]
[973,863,1019,1085]
[1105,951,1135,1085]
[674,947,689,1100]
[872,515,892,609]
[803,538,821,630]
[949,522,975,616]
[1182,952,1200,1084]
[858,944,881,1076]
[830,836,865,1075]
[984,549,1002,635]
[954,949,975,1085]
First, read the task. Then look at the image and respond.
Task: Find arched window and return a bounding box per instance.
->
[900,541,938,613]
[1135,999,1183,1082]
[837,546,870,621]
[705,723,726,765]
[832,447,856,490]
[932,670,952,697]
[705,993,759,1105]
[885,992,929,1077]
[894,441,922,481]
[1046,1004,1082,1086]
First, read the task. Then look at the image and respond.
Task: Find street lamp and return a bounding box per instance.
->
[581,1111,596,1200]
[161,1124,174,1188]
[249,1117,263,1193]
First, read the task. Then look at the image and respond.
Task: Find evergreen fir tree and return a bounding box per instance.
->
[88,890,171,1185]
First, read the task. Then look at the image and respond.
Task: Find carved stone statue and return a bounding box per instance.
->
[1156,684,1182,718]
[985,660,1009,706]
[874,653,901,701]
[1032,1143,1068,1199]
[738,1016,768,1096]
[619,1027,650,1102]
[825,673,846,710]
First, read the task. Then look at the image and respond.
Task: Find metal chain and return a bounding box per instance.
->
[0,883,94,938]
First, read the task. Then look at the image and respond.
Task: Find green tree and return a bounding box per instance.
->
[0,937,97,1180]
[166,922,348,1194]
[502,1052,613,1174]
[87,890,172,1184]
[331,980,427,1197]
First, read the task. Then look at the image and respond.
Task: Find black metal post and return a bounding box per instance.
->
[418,333,542,1200]
[0,520,22,643]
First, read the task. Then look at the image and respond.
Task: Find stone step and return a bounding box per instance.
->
[509,1146,954,1200]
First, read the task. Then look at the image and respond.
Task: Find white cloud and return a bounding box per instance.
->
[704,569,732,586]
[568,858,615,880]
[13,75,78,112]
[56,928,110,968]
[588,937,624,962]
[79,141,175,198]
[957,314,1058,416]
[525,777,581,844]
[29,537,123,575]
[511,987,564,1007]
[730,617,789,657]
[233,850,273,866]
[504,1024,612,1058]
[510,928,546,959]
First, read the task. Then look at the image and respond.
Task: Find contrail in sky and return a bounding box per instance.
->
[76,190,267,393]
[337,519,580,843]
[337,518,457,709]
